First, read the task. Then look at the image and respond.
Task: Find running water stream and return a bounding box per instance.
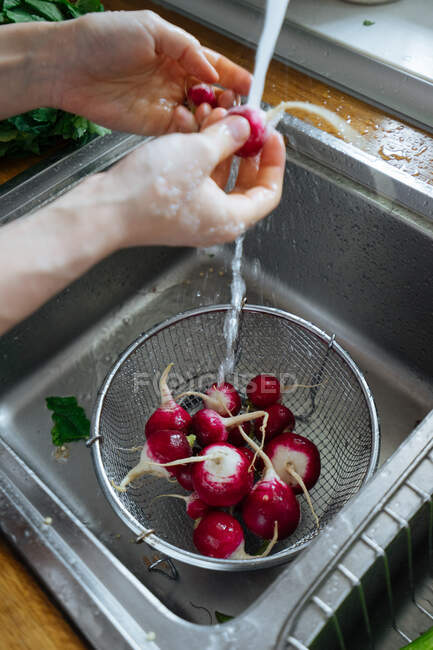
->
[218,0,291,382]
[217,0,359,383]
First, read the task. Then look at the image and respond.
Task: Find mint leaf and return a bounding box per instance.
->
[363,19,375,26]
[46,396,90,446]
[215,611,234,624]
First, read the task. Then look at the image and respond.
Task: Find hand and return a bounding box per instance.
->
[54,10,251,135]
[93,114,285,247]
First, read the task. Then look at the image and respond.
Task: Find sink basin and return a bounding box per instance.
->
[1,114,433,649]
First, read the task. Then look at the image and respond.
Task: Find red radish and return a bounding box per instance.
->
[254,404,295,442]
[264,432,320,528]
[123,441,253,507]
[247,373,281,408]
[227,420,251,446]
[265,433,321,493]
[187,83,217,109]
[174,465,194,491]
[239,446,256,488]
[115,429,192,491]
[235,423,300,540]
[153,491,209,520]
[192,443,253,507]
[177,382,241,416]
[228,105,267,157]
[193,511,278,559]
[191,408,269,448]
[145,364,191,437]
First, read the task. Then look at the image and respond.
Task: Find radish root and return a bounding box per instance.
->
[286,463,320,530]
[257,521,279,557]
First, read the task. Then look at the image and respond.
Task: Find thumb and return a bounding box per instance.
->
[200,116,250,168]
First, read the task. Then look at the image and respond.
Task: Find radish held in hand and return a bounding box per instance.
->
[193,511,278,559]
[177,381,241,416]
[265,432,321,529]
[247,373,281,408]
[191,407,269,447]
[192,443,254,507]
[154,491,209,520]
[114,429,192,491]
[254,404,295,442]
[228,105,267,158]
[145,364,191,437]
[187,83,217,109]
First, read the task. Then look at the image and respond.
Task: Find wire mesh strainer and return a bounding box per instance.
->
[90,305,380,571]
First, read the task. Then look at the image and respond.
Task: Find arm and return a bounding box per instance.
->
[0,21,60,120]
[0,116,285,335]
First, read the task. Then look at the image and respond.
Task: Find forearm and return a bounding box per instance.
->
[0,21,64,119]
[0,175,124,335]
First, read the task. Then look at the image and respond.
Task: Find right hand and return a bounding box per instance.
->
[91,114,285,248]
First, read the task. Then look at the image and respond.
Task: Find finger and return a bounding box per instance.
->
[203,48,252,94]
[211,157,233,189]
[170,105,198,133]
[199,115,250,170]
[195,103,212,126]
[225,131,285,225]
[217,89,238,109]
[234,154,260,191]
[144,12,218,82]
[199,107,227,130]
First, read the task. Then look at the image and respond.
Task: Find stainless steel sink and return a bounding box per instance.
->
[1,114,433,649]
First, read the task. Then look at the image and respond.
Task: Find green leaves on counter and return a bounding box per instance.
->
[46,396,90,447]
[0,0,103,25]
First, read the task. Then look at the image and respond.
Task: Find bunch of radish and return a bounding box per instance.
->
[114,364,322,559]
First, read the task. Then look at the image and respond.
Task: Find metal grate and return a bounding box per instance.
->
[91,305,379,571]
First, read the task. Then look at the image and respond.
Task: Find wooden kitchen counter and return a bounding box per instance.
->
[0,1,432,648]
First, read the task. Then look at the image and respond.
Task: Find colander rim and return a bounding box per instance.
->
[90,304,380,571]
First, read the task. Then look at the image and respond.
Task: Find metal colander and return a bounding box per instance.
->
[90,305,380,571]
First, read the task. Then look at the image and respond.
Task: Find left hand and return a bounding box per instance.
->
[53,10,251,135]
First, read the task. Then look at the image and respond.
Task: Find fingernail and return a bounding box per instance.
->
[226,116,250,142]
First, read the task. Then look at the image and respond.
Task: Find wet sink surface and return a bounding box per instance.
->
[1,120,433,644]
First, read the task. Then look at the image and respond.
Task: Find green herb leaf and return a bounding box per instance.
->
[215,611,234,624]
[46,396,90,446]
[187,434,196,448]
[401,625,433,649]
[363,19,375,26]
[24,0,64,21]
[255,539,271,555]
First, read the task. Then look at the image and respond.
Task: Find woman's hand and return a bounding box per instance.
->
[53,10,251,135]
[90,114,285,247]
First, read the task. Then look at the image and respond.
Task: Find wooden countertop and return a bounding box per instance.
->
[1,2,432,648]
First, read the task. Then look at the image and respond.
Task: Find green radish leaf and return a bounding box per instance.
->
[46,396,90,446]
[215,611,234,624]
